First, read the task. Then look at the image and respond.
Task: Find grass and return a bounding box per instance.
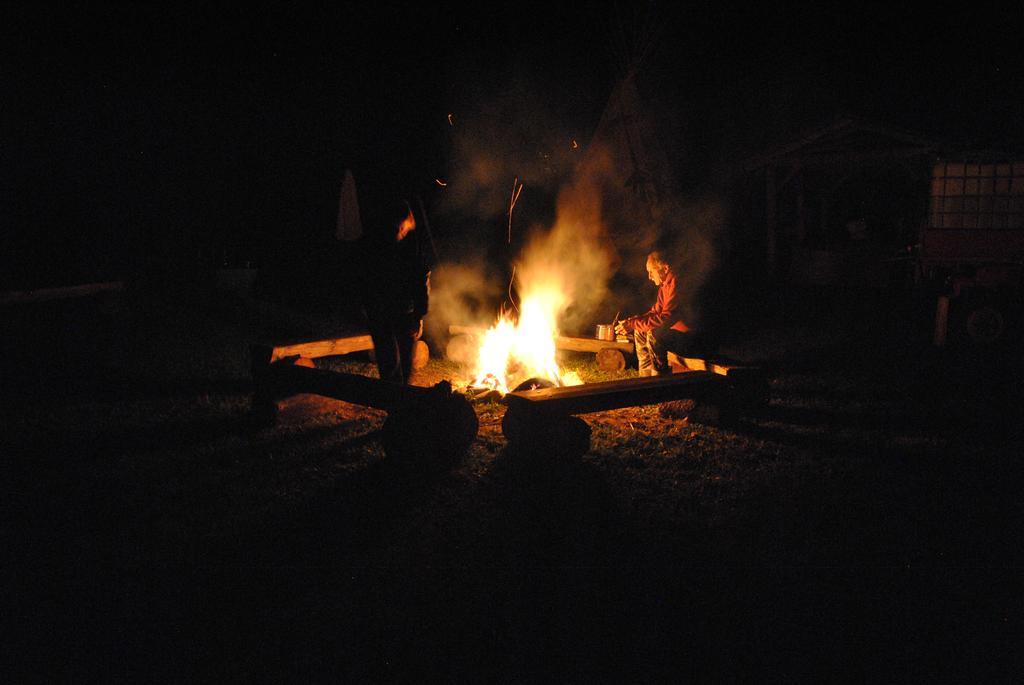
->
[3,286,1023,681]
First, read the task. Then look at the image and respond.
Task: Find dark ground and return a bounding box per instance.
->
[3,283,1023,682]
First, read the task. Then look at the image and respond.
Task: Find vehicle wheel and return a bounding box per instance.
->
[966,305,1005,344]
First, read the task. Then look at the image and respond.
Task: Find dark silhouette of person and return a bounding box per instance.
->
[358,197,430,384]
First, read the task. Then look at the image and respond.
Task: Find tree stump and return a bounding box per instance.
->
[412,340,430,369]
[502,407,591,459]
[596,347,626,372]
[382,381,479,471]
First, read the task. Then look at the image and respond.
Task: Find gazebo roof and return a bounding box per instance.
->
[741,117,943,172]
[741,116,1024,174]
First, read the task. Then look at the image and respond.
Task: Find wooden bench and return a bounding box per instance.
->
[249,360,477,466]
[448,324,634,371]
[251,333,429,372]
[505,371,725,415]
[501,359,768,456]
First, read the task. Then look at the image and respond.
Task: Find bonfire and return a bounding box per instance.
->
[467,285,582,396]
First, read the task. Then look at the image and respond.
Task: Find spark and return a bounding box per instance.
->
[572,139,579,149]
[507,177,523,244]
[435,178,448,187]
[447,113,454,126]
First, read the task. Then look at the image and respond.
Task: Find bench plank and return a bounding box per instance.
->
[668,353,758,377]
[449,324,634,353]
[267,335,374,362]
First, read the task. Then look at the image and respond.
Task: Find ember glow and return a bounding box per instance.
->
[470,285,582,394]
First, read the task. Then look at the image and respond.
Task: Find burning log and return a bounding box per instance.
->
[251,353,478,468]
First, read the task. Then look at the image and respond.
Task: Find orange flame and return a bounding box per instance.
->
[470,285,582,394]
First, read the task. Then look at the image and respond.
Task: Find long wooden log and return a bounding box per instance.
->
[448,324,634,353]
[260,361,412,410]
[504,372,724,416]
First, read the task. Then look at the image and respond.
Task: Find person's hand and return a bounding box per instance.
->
[614,319,628,336]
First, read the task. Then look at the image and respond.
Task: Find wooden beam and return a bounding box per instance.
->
[505,372,723,416]
[449,324,634,354]
[791,147,937,167]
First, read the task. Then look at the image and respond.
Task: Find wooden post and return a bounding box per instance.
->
[795,167,806,245]
[766,164,777,279]
[933,295,949,347]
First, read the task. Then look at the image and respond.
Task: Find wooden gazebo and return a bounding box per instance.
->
[740,117,942,282]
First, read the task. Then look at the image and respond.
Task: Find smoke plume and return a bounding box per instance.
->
[424,73,728,348]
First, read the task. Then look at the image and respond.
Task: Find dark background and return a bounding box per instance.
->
[3,2,1023,290]
[4,5,1024,681]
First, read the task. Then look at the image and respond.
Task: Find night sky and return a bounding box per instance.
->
[3,3,1022,289]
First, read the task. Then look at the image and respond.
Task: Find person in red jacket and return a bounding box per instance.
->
[615,251,697,376]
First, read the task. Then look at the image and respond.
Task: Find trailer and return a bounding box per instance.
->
[920,159,1024,345]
